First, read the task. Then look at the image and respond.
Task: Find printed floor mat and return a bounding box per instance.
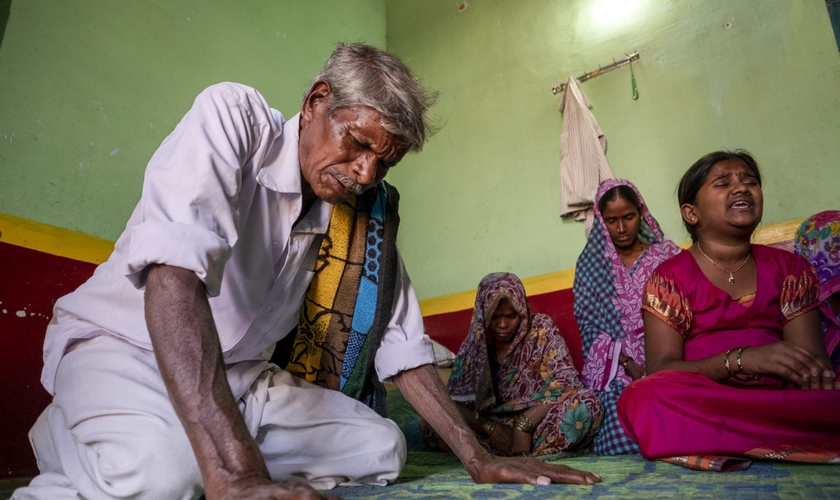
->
[332,452,840,499]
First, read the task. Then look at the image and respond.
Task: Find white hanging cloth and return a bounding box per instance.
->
[558,76,613,231]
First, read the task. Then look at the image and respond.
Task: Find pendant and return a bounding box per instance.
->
[728,274,736,285]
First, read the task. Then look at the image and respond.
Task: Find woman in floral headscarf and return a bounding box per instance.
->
[573,178,681,455]
[794,210,840,368]
[422,272,602,457]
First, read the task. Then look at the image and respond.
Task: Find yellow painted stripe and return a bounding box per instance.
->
[521,267,576,296]
[418,268,580,316]
[418,289,477,317]
[0,213,113,264]
[419,218,805,316]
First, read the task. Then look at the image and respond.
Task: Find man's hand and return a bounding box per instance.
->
[468,454,601,485]
[214,477,340,500]
[396,364,601,486]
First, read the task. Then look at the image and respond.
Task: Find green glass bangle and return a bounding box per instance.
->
[723,348,737,378]
[736,347,747,374]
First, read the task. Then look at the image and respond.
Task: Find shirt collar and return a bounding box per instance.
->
[256,112,303,195]
[255,112,332,235]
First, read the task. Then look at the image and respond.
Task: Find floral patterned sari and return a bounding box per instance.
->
[428,273,602,456]
[794,210,840,367]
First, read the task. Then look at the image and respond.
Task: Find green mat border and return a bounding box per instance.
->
[332,452,840,499]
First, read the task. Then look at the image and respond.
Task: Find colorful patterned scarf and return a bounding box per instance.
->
[573,178,681,455]
[281,181,400,417]
[794,210,840,365]
[441,272,601,456]
[446,272,533,412]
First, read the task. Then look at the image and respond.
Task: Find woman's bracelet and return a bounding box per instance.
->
[723,348,737,378]
[620,357,631,369]
[724,347,752,380]
[512,414,536,434]
[480,418,496,437]
[736,347,747,374]
[733,346,755,381]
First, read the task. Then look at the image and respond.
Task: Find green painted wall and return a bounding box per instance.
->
[2,0,839,304]
[0,0,386,240]
[386,0,840,300]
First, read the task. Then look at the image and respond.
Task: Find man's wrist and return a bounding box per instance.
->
[464,447,494,479]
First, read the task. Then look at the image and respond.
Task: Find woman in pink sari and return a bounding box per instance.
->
[618,150,840,469]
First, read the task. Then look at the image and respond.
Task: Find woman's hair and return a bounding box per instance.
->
[598,184,641,214]
[304,43,438,153]
[492,296,511,313]
[677,150,762,242]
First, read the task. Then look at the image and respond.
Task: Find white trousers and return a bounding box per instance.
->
[13,335,405,500]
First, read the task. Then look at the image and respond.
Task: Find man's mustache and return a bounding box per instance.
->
[329,167,364,195]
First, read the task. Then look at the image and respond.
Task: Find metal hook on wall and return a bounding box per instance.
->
[551,51,641,95]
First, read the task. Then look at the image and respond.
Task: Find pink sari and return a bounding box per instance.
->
[618,246,840,468]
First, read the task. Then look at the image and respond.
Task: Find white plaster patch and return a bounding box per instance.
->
[94,101,108,121]
[110,148,120,156]
[2,309,6,314]
[16,310,26,317]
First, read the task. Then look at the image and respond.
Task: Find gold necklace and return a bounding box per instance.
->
[696,243,751,285]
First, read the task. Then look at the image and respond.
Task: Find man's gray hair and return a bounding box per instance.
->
[305,43,437,153]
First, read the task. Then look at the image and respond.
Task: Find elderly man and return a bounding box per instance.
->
[14,44,599,500]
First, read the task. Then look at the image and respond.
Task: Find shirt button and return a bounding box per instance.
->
[263,304,273,312]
